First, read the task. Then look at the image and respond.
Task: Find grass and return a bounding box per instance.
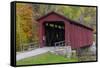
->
[17,52,78,65]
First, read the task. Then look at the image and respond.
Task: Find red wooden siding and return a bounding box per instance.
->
[37,12,93,49]
[69,23,93,49]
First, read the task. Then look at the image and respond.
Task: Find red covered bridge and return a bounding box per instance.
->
[37,12,93,49]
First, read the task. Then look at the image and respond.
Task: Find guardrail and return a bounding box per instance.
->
[54,41,66,51]
[54,41,72,58]
[55,41,65,47]
[21,42,39,51]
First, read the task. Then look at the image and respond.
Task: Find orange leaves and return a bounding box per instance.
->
[16,3,33,17]
[16,3,33,32]
[16,3,39,44]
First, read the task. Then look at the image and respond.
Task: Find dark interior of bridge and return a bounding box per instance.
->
[44,21,65,46]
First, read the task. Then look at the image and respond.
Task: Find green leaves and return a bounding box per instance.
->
[16,3,96,52]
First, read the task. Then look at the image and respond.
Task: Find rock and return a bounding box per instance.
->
[65,46,72,58]
[89,42,96,55]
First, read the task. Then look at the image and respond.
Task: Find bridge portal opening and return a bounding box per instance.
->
[44,21,65,46]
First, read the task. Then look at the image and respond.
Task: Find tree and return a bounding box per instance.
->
[16,3,39,51]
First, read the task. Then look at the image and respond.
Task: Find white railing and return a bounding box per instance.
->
[54,41,72,58]
[55,41,65,47]
[54,41,66,52]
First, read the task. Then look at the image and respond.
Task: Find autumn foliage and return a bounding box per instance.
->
[16,3,39,51]
[16,3,96,52]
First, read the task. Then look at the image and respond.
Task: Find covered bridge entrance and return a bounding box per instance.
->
[37,12,93,49]
[44,21,65,46]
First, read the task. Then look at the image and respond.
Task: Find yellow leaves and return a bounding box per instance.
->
[16,3,33,17]
[16,3,39,45]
